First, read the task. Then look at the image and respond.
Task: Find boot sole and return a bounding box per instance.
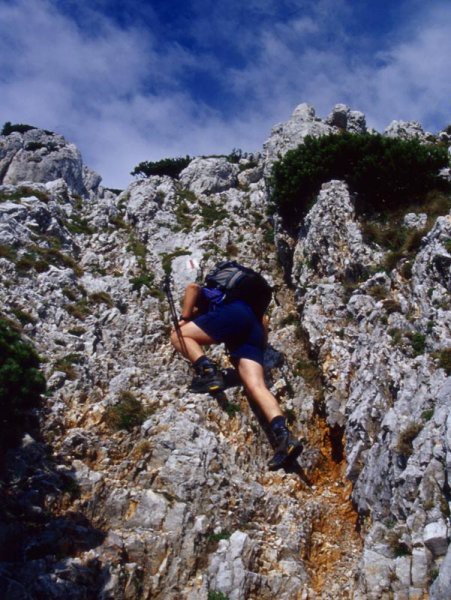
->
[268,441,303,470]
[189,382,226,394]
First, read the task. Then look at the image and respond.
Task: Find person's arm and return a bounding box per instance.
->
[179,283,201,323]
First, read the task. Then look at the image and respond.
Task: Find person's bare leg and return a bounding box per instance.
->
[170,321,216,363]
[237,358,283,421]
[237,358,302,469]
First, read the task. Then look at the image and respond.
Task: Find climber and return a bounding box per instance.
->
[169,261,302,471]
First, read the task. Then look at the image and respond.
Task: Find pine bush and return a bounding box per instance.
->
[0,317,46,448]
[270,133,449,231]
[131,156,191,178]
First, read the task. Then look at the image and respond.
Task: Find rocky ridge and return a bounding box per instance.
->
[0,103,450,599]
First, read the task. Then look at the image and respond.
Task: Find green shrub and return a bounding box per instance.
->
[1,121,36,135]
[225,148,242,163]
[270,132,449,231]
[0,317,46,448]
[131,156,191,178]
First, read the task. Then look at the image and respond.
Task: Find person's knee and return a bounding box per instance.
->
[170,329,181,347]
[186,282,200,294]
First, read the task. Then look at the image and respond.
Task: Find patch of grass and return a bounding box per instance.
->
[68,326,86,336]
[131,440,152,459]
[208,592,229,600]
[225,242,239,257]
[396,422,422,457]
[421,409,434,421]
[407,332,426,356]
[66,300,91,321]
[161,249,191,275]
[62,287,78,301]
[388,328,403,346]
[16,251,45,273]
[429,567,440,585]
[127,234,147,269]
[109,215,127,229]
[0,244,17,261]
[340,266,371,302]
[104,391,148,431]
[382,299,402,314]
[89,291,114,307]
[54,353,83,380]
[208,530,231,543]
[263,226,275,245]
[130,272,154,291]
[294,358,322,387]
[0,184,49,204]
[15,246,83,277]
[11,308,36,325]
[65,215,94,235]
[433,348,451,375]
[362,192,451,273]
[367,284,388,300]
[174,198,194,232]
[200,203,228,227]
[225,402,240,417]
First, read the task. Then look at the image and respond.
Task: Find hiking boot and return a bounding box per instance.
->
[268,428,303,471]
[221,367,242,389]
[189,360,225,394]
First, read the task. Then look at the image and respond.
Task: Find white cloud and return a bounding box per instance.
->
[0,0,449,189]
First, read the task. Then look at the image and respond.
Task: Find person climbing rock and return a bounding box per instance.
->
[170,261,302,471]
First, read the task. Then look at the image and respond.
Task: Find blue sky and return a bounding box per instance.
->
[0,0,450,188]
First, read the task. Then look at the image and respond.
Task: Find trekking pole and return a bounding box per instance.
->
[163,274,190,361]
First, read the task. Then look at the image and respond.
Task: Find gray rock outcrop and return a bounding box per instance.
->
[0,103,449,599]
[0,128,101,197]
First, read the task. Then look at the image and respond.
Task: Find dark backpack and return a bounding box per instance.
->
[204,261,272,319]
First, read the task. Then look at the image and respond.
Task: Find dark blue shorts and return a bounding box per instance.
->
[193,300,265,365]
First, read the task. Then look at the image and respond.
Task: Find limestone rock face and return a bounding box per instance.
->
[263,103,333,173]
[0,103,450,599]
[290,176,451,598]
[384,120,435,142]
[179,157,239,196]
[326,103,367,134]
[0,128,101,197]
[263,102,366,175]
